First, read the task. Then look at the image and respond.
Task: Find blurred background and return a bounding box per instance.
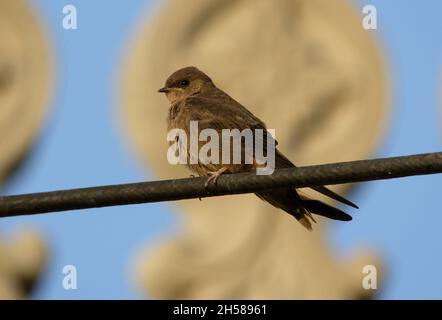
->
[0,0,441,299]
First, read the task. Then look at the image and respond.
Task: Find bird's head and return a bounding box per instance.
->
[158,66,214,104]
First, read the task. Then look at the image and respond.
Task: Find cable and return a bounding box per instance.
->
[0,152,441,218]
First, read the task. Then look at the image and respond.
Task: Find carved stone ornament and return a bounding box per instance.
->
[0,0,52,299]
[0,0,53,185]
[120,0,389,299]
[0,231,47,299]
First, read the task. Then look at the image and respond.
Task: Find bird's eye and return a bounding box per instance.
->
[180,79,189,86]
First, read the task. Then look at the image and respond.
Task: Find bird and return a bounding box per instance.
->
[158,66,357,230]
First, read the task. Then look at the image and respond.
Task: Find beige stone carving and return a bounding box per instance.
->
[0,0,53,185]
[0,231,47,299]
[0,0,52,299]
[120,0,389,299]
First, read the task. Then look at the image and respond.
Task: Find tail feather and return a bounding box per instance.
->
[256,188,314,230]
[301,199,352,221]
[310,185,359,209]
[256,187,352,230]
[274,150,358,209]
[299,216,313,231]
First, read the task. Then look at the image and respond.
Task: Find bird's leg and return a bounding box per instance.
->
[204,167,229,188]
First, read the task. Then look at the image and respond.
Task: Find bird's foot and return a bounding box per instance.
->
[204,167,228,188]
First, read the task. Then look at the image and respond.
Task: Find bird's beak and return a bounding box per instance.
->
[158,87,170,93]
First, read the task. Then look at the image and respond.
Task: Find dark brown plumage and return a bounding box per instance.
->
[159,66,357,230]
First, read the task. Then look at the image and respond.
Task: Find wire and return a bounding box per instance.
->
[0,152,441,218]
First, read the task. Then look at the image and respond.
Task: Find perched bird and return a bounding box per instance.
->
[158,66,357,230]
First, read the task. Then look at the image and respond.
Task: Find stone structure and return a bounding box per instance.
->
[0,0,52,299]
[120,0,389,299]
[0,231,47,299]
[0,0,52,184]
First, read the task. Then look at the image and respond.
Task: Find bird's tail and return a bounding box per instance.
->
[256,188,352,230]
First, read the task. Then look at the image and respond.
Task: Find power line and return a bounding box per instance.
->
[0,152,441,219]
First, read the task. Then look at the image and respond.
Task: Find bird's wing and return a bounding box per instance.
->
[184,95,357,209]
[184,94,265,129]
[184,94,278,154]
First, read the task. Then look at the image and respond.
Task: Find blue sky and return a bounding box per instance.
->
[1,0,441,299]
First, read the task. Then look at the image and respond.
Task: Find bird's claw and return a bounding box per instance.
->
[204,168,227,188]
[204,174,219,188]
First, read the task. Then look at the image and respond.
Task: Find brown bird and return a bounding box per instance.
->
[159,66,357,230]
